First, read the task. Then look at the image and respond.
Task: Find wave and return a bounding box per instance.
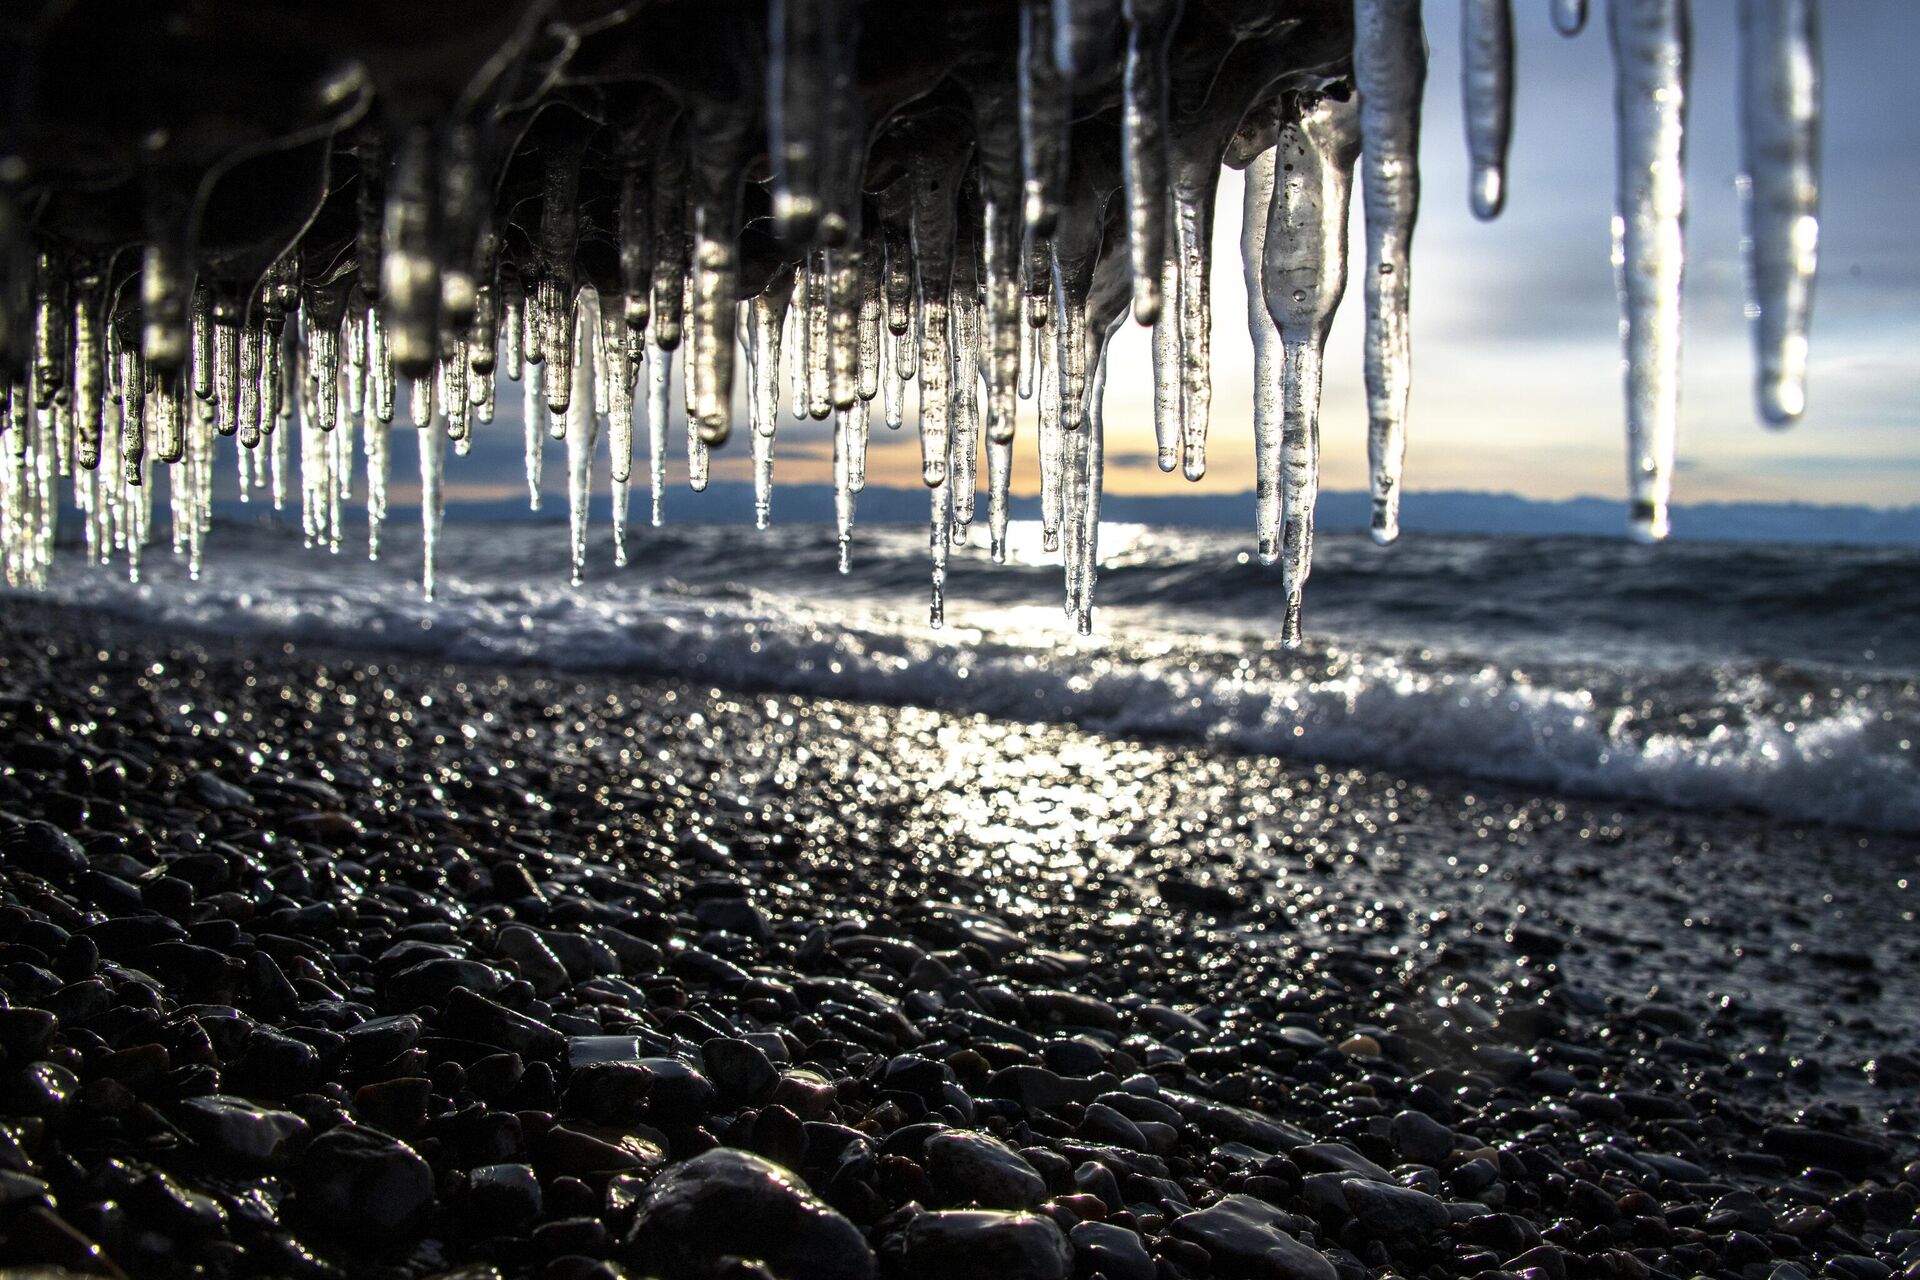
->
[19,520,1919,833]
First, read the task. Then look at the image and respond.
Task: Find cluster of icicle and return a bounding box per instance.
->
[0,0,1822,641]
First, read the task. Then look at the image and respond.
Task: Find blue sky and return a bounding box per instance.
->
[434,2,1919,514]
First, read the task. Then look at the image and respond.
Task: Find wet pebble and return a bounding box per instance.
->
[925,1130,1049,1209]
[295,1122,436,1242]
[1172,1195,1337,1280]
[624,1147,876,1280]
[896,1209,1073,1280]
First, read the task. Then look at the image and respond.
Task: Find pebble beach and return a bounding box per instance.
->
[1,600,1916,1280]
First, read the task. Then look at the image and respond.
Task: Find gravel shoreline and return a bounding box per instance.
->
[1,602,1915,1280]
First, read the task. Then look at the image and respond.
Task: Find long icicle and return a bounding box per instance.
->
[418,410,446,601]
[1737,0,1820,426]
[567,295,599,584]
[1461,0,1515,219]
[1354,0,1427,543]
[1609,0,1691,542]
[523,360,545,508]
[648,340,671,526]
[1173,185,1216,480]
[834,407,856,572]
[1264,92,1362,647]
[1121,0,1179,324]
[1037,313,1064,552]
[1243,148,1283,564]
[747,284,789,527]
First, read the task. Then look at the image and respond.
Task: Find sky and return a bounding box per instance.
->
[436,1,1920,516]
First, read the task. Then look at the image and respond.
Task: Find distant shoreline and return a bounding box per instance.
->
[213,483,1919,547]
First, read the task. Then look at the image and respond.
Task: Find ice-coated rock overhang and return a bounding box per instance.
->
[0,0,1822,637]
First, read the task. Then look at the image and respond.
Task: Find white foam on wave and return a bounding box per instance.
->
[19,531,1919,834]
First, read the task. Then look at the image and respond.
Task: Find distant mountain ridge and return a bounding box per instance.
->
[417,483,1920,547]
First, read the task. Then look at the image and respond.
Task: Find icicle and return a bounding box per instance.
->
[592,317,610,417]
[1609,0,1690,542]
[71,283,103,469]
[117,346,146,486]
[442,340,472,446]
[785,271,808,421]
[308,318,340,432]
[1067,341,1113,634]
[911,147,965,487]
[1243,148,1284,565]
[752,420,775,529]
[648,343,670,526]
[470,280,499,383]
[620,168,653,335]
[503,287,526,381]
[523,360,545,508]
[261,322,285,440]
[151,370,184,464]
[1150,240,1181,471]
[540,278,578,414]
[212,313,239,437]
[188,283,211,402]
[1023,236,1053,332]
[299,381,330,548]
[987,435,1012,563]
[369,308,396,423]
[849,395,869,494]
[328,398,349,551]
[1264,92,1362,647]
[949,288,981,529]
[745,285,787,528]
[883,330,904,430]
[602,301,636,482]
[418,414,445,599]
[566,306,599,585]
[928,474,949,627]
[270,383,288,509]
[651,147,688,352]
[687,204,740,444]
[1051,250,1089,430]
[881,184,915,339]
[1553,0,1588,36]
[365,411,388,560]
[1060,368,1091,614]
[1121,0,1178,324]
[1037,316,1064,551]
[857,243,883,402]
[1173,186,1216,479]
[1019,313,1038,402]
[1462,0,1515,219]
[806,252,832,419]
[1020,0,1071,235]
[612,472,630,568]
[236,423,254,505]
[408,371,434,429]
[981,209,1022,444]
[687,414,710,491]
[827,246,860,412]
[833,407,855,573]
[1354,0,1427,543]
[894,324,919,382]
[237,325,263,448]
[749,282,789,439]
[1737,0,1819,426]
